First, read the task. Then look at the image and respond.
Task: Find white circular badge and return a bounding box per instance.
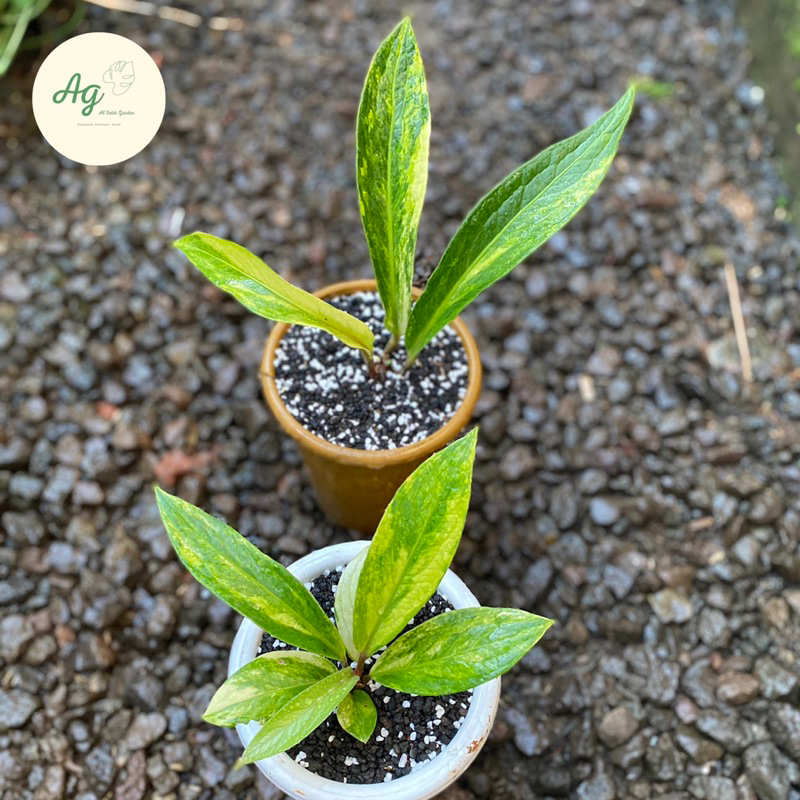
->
[32,32,166,166]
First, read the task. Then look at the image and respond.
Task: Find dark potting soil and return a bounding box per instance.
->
[257,568,473,784]
[272,291,469,450]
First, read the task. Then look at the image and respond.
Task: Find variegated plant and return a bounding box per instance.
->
[175,17,634,372]
[154,429,552,764]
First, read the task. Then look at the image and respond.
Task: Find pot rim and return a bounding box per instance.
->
[260,279,483,466]
[230,541,501,800]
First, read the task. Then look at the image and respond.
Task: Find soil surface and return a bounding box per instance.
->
[2,1,800,800]
[274,291,468,450]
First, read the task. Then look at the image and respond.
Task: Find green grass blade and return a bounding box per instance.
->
[0,1,33,76]
[154,488,346,662]
[352,430,477,655]
[357,17,430,337]
[405,87,635,360]
[238,669,357,764]
[175,233,374,356]
[371,607,553,695]
[204,651,336,727]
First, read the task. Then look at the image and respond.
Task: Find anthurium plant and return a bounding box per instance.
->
[174,17,634,374]
[154,428,552,765]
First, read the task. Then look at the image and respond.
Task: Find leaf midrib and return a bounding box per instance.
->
[383,26,405,330]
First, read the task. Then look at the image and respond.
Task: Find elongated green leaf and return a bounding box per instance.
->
[352,430,477,655]
[333,546,368,662]
[204,651,336,727]
[371,608,553,695]
[238,669,357,764]
[154,488,346,662]
[405,88,635,360]
[337,689,377,744]
[357,17,430,337]
[175,233,374,356]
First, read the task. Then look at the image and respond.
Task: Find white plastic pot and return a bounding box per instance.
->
[229,540,501,800]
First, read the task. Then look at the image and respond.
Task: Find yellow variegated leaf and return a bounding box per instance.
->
[238,669,357,764]
[357,17,430,337]
[371,608,553,695]
[204,651,336,727]
[154,487,346,662]
[175,232,374,356]
[352,430,478,655]
[406,88,635,360]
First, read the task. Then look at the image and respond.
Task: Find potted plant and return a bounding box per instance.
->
[173,18,634,531]
[154,429,553,799]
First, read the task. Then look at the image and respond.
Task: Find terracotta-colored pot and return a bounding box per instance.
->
[260,279,482,533]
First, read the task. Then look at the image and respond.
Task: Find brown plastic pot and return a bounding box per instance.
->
[260,279,482,533]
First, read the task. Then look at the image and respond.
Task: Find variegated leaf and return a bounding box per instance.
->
[352,429,478,655]
[238,669,357,764]
[337,689,377,744]
[175,233,374,356]
[371,607,553,694]
[405,88,635,360]
[357,17,430,337]
[154,487,346,661]
[204,651,336,727]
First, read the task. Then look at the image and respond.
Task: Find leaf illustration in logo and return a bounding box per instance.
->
[103,60,136,96]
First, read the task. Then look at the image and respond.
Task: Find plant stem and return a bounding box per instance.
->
[383,332,399,359]
[354,652,368,689]
[361,349,377,379]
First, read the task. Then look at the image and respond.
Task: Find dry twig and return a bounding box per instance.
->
[85,0,243,31]
[724,261,752,386]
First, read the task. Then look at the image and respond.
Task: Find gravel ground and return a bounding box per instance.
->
[2,1,800,799]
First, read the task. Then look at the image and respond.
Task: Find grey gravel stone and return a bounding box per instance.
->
[768,703,800,762]
[84,745,116,791]
[597,707,638,748]
[743,742,796,800]
[0,689,39,730]
[0,614,34,662]
[589,497,621,526]
[649,589,693,624]
[688,776,737,800]
[755,656,798,699]
[697,606,731,648]
[125,713,168,750]
[675,724,724,764]
[695,710,754,753]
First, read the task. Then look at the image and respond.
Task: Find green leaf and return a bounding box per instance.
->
[405,88,635,360]
[357,17,430,337]
[336,689,377,744]
[204,651,336,727]
[333,545,368,662]
[238,668,358,764]
[154,487,346,662]
[174,232,374,356]
[370,607,553,695]
[352,429,477,655]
